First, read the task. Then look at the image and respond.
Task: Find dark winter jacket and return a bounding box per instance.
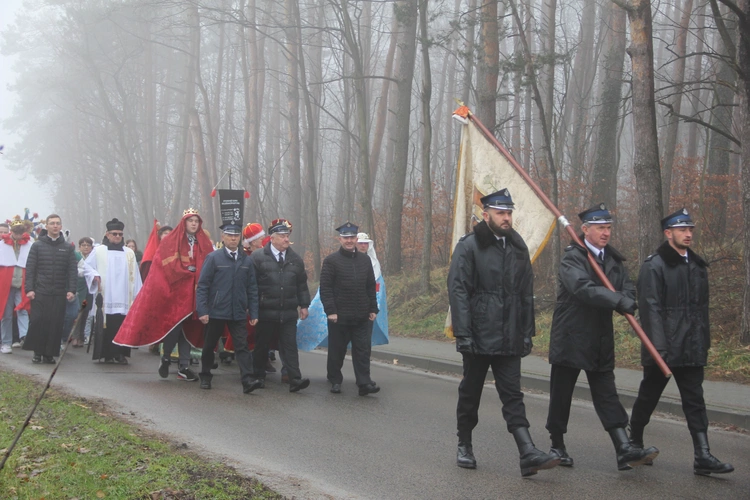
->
[196,248,258,321]
[319,247,378,325]
[24,235,77,296]
[548,239,636,371]
[251,244,310,323]
[447,221,535,356]
[637,241,709,367]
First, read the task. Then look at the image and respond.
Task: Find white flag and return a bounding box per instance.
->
[446,113,556,336]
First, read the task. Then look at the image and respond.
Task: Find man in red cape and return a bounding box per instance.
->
[0,218,33,353]
[114,209,214,380]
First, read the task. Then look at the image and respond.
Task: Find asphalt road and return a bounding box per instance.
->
[2,347,748,499]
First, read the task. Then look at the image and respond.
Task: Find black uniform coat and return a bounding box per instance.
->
[251,244,310,323]
[319,247,378,325]
[548,240,635,372]
[447,220,535,356]
[637,241,709,367]
[24,235,77,296]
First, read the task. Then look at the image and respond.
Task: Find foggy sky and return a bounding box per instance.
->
[0,0,55,222]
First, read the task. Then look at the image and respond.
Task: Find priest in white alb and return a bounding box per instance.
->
[83,218,142,364]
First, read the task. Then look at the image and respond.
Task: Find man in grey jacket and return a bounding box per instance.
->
[196,222,261,394]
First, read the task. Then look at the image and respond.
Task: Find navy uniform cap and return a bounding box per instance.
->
[578,203,613,224]
[268,218,293,234]
[480,189,514,211]
[220,220,242,235]
[661,208,695,230]
[336,222,359,236]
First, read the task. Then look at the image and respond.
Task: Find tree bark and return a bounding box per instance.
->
[591,4,627,210]
[660,0,694,209]
[419,0,432,292]
[623,0,665,261]
[477,0,499,127]
[739,0,750,344]
[385,0,419,275]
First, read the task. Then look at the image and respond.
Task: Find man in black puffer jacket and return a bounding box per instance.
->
[320,222,378,396]
[251,218,311,392]
[630,209,733,475]
[546,203,658,471]
[23,214,77,363]
[448,189,558,477]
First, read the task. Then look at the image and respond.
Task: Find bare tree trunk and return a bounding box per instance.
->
[369,16,399,194]
[336,0,375,234]
[293,0,321,279]
[687,2,706,159]
[739,0,750,344]
[591,4,627,209]
[461,0,477,105]
[660,0,694,209]
[477,0,499,127]
[285,0,303,242]
[189,108,216,234]
[385,0,419,275]
[705,2,737,239]
[419,0,432,292]
[171,10,198,219]
[622,0,665,261]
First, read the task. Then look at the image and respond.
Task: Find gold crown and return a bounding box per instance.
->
[10,216,25,227]
[183,208,200,217]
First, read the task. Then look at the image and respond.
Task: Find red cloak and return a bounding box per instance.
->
[0,233,32,314]
[139,220,161,282]
[113,214,214,348]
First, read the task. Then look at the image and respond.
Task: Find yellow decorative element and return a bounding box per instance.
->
[183,208,200,216]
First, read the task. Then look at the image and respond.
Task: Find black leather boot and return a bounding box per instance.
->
[199,373,212,390]
[549,433,574,467]
[609,428,659,471]
[456,441,476,469]
[628,424,652,465]
[692,432,734,475]
[512,428,560,477]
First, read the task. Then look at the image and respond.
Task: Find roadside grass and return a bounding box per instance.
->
[0,371,281,500]
[386,266,750,384]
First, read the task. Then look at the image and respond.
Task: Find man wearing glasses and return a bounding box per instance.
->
[82,218,142,364]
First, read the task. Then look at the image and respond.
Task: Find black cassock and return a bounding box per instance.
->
[23,293,68,357]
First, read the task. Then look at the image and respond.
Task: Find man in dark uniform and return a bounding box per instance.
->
[196,222,261,394]
[251,218,311,393]
[448,189,559,477]
[546,203,659,471]
[630,209,733,475]
[320,222,379,396]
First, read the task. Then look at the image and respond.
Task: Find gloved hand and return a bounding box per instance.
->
[522,337,533,357]
[455,336,476,356]
[615,296,637,316]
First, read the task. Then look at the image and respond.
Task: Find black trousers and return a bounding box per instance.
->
[102,314,130,359]
[630,365,708,433]
[456,353,530,440]
[23,293,67,357]
[161,321,191,369]
[327,320,372,386]
[253,320,301,381]
[546,364,629,435]
[201,319,254,384]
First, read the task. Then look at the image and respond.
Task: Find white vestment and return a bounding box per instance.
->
[83,245,142,315]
